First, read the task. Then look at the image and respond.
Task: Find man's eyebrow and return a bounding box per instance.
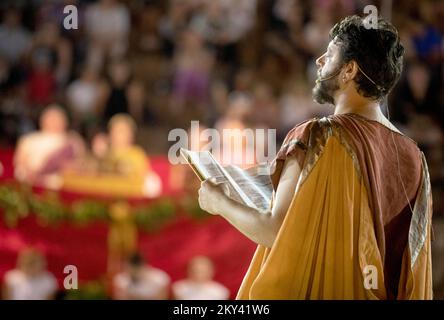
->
[332,38,343,48]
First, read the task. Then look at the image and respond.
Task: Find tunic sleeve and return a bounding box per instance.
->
[270,118,317,190]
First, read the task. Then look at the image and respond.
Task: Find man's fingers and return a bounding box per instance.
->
[221,183,230,196]
[208,177,218,185]
[200,179,212,189]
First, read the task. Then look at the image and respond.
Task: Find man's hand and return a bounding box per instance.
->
[198,179,226,215]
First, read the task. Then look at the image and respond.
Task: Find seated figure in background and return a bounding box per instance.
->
[91,132,109,160]
[2,248,58,300]
[101,113,147,178]
[14,105,85,187]
[172,256,230,300]
[113,253,170,300]
[62,114,161,197]
[102,113,161,197]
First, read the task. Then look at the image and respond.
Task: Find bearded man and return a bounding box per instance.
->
[198,15,433,299]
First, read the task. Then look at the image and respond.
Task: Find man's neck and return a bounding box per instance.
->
[332,91,403,134]
[333,91,384,121]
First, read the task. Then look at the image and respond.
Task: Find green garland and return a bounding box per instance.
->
[63,280,109,300]
[0,184,209,231]
[0,185,29,228]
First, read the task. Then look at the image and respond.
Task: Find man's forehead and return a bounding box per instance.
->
[327,39,341,52]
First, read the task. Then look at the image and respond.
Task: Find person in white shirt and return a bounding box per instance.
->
[14,105,85,187]
[2,248,58,300]
[172,256,230,300]
[113,253,170,300]
[85,0,130,69]
[66,65,102,129]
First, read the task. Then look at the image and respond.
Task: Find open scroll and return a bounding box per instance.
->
[180,148,273,212]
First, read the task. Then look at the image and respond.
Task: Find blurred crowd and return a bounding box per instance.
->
[0,0,442,178]
[2,248,229,300]
[0,0,443,299]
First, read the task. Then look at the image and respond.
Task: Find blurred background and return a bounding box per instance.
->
[0,0,443,300]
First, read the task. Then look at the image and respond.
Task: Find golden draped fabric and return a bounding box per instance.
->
[62,146,149,197]
[237,115,433,300]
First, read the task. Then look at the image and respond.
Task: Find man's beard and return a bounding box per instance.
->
[312,75,339,105]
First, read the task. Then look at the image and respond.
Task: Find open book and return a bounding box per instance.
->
[180,148,273,212]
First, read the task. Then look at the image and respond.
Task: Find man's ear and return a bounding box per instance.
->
[342,60,359,83]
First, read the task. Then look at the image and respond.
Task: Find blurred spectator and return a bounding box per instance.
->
[85,0,130,70]
[0,7,31,65]
[2,248,57,300]
[304,7,333,56]
[113,253,170,300]
[104,113,162,197]
[268,0,313,76]
[132,1,164,54]
[29,21,72,89]
[66,64,102,132]
[303,7,334,82]
[191,0,256,63]
[249,82,280,129]
[36,0,80,29]
[69,131,109,174]
[207,79,229,124]
[0,55,30,144]
[232,68,255,95]
[392,61,441,124]
[26,49,56,108]
[172,256,229,300]
[14,105,85,186]
[159,0,196,57]
[101,113,147,178]
[99,59,143,123]
[391,61,444,180]
[278,78,329,136]
[273,0,301,24]
[402,19,442,66]
[91,131,109,160]
[171,28,214,113]
[215,93,255,167]
[0,55,10,90]
[413,0,442,65]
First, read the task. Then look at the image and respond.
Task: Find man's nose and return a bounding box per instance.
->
[316,54,325,68]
